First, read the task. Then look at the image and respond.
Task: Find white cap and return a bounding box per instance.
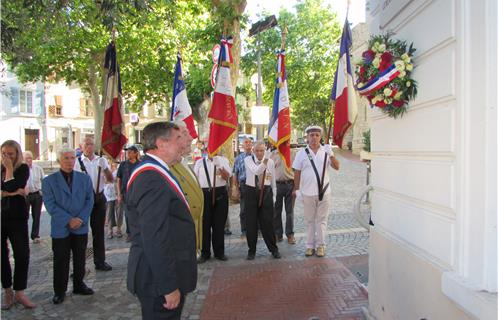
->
[305,125,323,134]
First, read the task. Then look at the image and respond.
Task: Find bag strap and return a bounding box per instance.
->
[305,147,325,200]
[78,156,88,174]
[202,158,212,190]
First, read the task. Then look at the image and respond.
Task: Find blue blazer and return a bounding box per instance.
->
[42,170,94,239]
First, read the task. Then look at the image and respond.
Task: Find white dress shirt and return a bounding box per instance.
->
[74,154,110,193]
[244,155,276,192]
[193,156,232,189]
[27,163,45,193]
[292,145,334,197]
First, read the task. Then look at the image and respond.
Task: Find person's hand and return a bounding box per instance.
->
[212,156,222,167]
[68,218,83,230]
[163,289,181,310]
[1,154,13,170]
[15,188,27,196]
[97,157,108,169]
[323,144,333,156]
[263,149,272,160]
[117,194,122,204]
[331,156,340,171]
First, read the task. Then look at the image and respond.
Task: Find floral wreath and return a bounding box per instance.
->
[355,33,418,118]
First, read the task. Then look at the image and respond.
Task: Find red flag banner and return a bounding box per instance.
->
[207,37,238,157]
[101,42,127,159]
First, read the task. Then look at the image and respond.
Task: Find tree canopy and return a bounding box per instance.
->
[241,0,342,132]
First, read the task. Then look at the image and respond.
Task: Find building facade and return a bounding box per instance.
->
[367,0,497,319]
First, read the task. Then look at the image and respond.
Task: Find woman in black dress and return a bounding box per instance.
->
[1,140,36,309]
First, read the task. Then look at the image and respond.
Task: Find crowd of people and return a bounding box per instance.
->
[1,121,340,319]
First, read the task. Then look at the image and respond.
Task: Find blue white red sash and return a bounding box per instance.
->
[356,64,400,96]
[127,161,190,211]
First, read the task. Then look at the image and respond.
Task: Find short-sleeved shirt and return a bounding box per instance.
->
[244,156,276,192]
[233,152,252,183]
[193,156,232,189]
[116,159,141,195]
[74,154,109,193]
[292,145,334,197]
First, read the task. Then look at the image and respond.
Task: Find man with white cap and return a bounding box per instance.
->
[292,125,339,257]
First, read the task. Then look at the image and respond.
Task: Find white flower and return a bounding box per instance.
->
[358,82,365,87]
[399,71,406,78]
[406,81,411,87]
[373,57,380,68]
[395,60,405,71]
[385,98,392,104]
[406,63,413,71]
[372,42,381,52]
[401,53,411,63]
[394,91,403,100]
[373,94,383,103]
[383,88,392,96]
[378,44,386,52]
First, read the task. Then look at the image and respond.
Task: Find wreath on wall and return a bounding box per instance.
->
[355,33,418,118]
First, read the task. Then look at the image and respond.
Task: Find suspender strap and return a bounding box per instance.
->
[78,156,88,174]
[305,147,327,201]
[202,158,212,190]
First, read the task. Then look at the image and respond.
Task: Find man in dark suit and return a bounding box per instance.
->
[42,147,95,304]
[126,122,197,319]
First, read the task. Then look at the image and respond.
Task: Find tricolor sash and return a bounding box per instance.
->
[356,64,400,96]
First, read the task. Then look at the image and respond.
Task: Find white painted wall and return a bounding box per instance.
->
[367,0,497,318]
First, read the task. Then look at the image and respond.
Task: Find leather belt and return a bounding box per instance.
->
[28,191,40,195]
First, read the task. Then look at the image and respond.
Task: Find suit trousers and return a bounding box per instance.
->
[137,293,185,320]
[245,186,278,255]
[239,183,247,233]
[90,192,107,265]
[26,192,43,239]
[201,187,228,258]
[51,233,88,294]
[1,219,30,290]
[106,200,123,230]
[273,181,294,239]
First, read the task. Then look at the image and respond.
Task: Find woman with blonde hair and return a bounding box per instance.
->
[1,140,36,309]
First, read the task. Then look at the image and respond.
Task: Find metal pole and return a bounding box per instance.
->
[256,36,264,140]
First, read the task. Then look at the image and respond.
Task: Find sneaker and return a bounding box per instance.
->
[316,246,325,257]
[305,248,315,257]
[115,231,123,238]
[287,234,296,245]
[107,232,113,239]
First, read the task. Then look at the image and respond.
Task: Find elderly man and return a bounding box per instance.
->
[23,151,45,243]
[42,147,95,304]
[232,138,253,238]
[244,141,281,260]
[126,122,197,319]
[292,126,339,257]
[170,122,204,255]
[74,137,114,271]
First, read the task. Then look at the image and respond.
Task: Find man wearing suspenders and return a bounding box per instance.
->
[193,152,232,263]
[292,126,340,257]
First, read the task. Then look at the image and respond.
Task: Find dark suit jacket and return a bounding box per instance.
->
[42,170,94,238]
[126,156,197,298]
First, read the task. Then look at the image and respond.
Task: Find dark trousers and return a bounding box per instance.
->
[26,192,43,240]
[137,293,185,320]
[52,234,88,294]
[273,181,294,238]
[90,192,107,265]
[1,220,30,290]
[201,187,228,258]
[246,186,278,255]
[239,183,247,233]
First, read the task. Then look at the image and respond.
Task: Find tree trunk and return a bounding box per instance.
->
[88,52,105,150]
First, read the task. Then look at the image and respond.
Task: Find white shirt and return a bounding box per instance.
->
[193,156,232,189]
[292,145,334,197]
[27,163,44,193]
[74,154,110,193]
[104,171,118,201]
[244,155,276,192]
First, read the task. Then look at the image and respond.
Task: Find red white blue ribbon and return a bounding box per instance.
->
[356,64,400,96]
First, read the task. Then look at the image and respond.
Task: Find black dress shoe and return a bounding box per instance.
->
[73,283,94,295]
[197,256,210,264]
[215,255,228,261]
[272,251,282,259]
[246,253,255,260]
[52,293,65,304]
[95,262,112,271]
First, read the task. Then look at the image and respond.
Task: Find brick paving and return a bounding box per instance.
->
[2,150,370,319]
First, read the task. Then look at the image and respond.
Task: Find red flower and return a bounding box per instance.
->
[375,100,386,108]
[379,61,390,72]
[392,100,405,108]
[360,66,365,76]
[390,89,398,97]
[381,52,393,64]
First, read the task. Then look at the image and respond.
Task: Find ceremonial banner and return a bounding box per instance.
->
[330,19,357,148]
[268,50,291,170]
[207,37,238,157]
[102,42,127,159]
[171,54,198,139]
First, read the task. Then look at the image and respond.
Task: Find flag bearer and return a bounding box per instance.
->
[292,126,339,257]
[244,141,281,260]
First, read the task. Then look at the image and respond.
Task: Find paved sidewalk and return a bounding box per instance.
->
[2,151,370,320]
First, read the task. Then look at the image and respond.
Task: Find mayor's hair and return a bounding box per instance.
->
[142,121,179,152]
[57,146,75,161]
[1,140,24,169]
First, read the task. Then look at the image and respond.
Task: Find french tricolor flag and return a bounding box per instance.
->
[171,54,198,139]
[331,19,357,148]
[268,50,291,170]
